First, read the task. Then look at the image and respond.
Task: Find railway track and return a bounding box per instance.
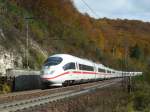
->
[0,79,114,104]
[0,78,122,112]
[0,81,102,104]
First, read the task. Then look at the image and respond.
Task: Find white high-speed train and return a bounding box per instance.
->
[40,54,142,88]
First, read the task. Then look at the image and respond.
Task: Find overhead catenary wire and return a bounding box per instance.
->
[80,0,99,18]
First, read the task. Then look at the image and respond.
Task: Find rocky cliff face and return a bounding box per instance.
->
[0,26,23,75]
[0,28,14,75]
[0,26,47,75]
[0,46,23,75]
[0,0,49,76]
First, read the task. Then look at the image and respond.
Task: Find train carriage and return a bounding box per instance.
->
[40,54,142,88]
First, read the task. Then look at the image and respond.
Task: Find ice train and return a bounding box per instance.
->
[40,54,142,87]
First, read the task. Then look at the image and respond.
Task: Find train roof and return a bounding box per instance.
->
[46,54,142,74]
[49,54,95,65]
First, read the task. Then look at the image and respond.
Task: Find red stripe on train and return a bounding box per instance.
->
[44,72,69,80]
[42,71,109,80]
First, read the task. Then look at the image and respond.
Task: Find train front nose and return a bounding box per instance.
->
[41,77,53,85]
[40,75,54,89]
[40,70,53,86]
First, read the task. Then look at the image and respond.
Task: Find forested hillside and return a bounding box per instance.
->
[16,0,150,70]
[0,0,150,72]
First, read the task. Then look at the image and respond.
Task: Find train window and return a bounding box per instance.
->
[63,63,76,71]
[107,71,111,73]
[44,57,63,66]
[79,64,94,71]
[98,68,105,73]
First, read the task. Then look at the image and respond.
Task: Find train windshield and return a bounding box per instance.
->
[44,57,63,66]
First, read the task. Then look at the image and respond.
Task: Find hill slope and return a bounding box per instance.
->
[0,0,149,74]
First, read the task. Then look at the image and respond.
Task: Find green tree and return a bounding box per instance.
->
[130,44,141,60]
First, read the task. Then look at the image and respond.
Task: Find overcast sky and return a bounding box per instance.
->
[73,0,150,22]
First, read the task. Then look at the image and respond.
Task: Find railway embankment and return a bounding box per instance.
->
[20,81,128,112]
[23,77,149,112]
[0,79,122,112]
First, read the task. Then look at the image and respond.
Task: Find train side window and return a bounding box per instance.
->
[98,68,105,73]
[107,71,111,73]
[63,63,76,71]
[79,64,94,71]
